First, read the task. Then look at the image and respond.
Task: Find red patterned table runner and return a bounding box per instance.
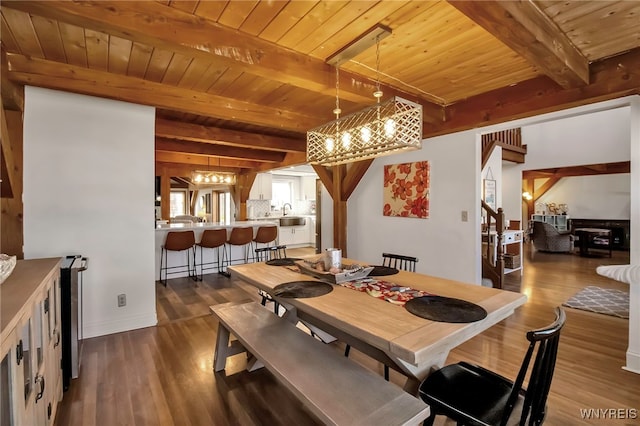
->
[338,277,430,306]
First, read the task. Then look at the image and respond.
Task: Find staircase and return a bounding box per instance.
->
[482,201,506,289]
[481,128,526,168]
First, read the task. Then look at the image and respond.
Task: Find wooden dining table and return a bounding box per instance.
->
[228,257,527,393]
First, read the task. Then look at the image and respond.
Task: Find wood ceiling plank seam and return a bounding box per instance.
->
[290,0,381,56]
[30,14,67,63]
[551,1,639,30]
[217,72,263,99]
[190,63,226,93]
[126,42,153,79]
[167,0,199,15]
[144,48,175,83]
[0,8,45,59]
[107,35,133,75]
[307,2,402,59]
[237,0,289,37]
[176,57,213,90]
[206,67,244,95]
[161,52,194,86]
[218,0,260,30]
[274,0,350,49]
[84,28,109,71]
[258,1,320,43]
[58,21,88,68]
[193,0,228,22]
[0,14,22,54]
[535,0,608,23]
[567,26,640,61]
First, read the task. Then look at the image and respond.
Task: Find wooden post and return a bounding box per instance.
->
[160,167,170,220]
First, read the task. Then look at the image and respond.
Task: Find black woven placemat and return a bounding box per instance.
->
[273,281,333,298]
[265,258,300,266]
[368,265,399,276]
[404,296,487,323]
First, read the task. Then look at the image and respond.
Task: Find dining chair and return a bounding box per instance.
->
[344,252,420,380]
[382,252,419,272]
[254,245,288,314]
[418,306,566,426]
[195,228,227,280]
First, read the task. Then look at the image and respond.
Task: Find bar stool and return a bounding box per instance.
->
[159,231,196,286]
[221,227,254,276]
[196,228,227,280]
[252,225,278,261]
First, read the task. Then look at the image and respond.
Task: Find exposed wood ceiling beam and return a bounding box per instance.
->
[155,138,285,163]
[6,53,319,132]
[1,48,23,112]
[154,152,262,171]
[448,0,589,88]
[533,176,560,202]
[155,119,306,153]
[429,48,640,138]
[523,161,631,179]
[2,0,445,118]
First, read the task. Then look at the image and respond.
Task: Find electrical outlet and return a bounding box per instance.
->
[461,210,468,222]
[117,294,126,307]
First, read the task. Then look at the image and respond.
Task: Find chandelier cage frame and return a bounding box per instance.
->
[306,96,423,166]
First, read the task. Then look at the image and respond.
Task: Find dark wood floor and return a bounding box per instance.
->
[55,245,639,425]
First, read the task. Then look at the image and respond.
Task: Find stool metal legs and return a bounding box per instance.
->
[159,246,196,286]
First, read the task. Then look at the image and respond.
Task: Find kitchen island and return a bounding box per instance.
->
[155,221,278,281]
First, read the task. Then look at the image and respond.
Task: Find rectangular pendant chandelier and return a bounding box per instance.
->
[191,171,236,185]
[306,96,423,166]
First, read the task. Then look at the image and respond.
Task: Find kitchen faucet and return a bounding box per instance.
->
[283,203,292,216]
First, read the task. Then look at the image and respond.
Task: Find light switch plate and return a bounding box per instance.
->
[461,210,468,222]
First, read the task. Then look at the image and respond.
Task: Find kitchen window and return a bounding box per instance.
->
[170,190,187,217]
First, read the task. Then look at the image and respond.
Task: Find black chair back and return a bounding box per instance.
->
[503,306,566,425]
[382,252,418,272]
[254,245,287,262]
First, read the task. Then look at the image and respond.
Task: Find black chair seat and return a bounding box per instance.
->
[418,307,566,426]
[419,362,518,426]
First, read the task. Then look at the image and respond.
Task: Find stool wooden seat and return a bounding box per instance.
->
[196,228,227,280]
[159,231,196,286]
[222,227,254,276]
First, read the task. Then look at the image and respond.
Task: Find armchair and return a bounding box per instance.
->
[532,221,574,253]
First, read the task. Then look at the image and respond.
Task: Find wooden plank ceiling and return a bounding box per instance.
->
[1,0,639,179]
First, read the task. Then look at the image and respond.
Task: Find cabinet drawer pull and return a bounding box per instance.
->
[35,374,45,402]
[16,340,23,365]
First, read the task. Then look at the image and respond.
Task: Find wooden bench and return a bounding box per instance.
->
[211,301,430,426]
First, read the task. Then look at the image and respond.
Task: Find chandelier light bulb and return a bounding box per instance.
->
[341,131,351,149]
[194,174,203,183]
[326,137,335,153]
[361,126,371,144]
[384,118,396,139]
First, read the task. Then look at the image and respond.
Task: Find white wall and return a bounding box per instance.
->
[348,130,481,284]
[537,174,630,220]
[23,87,157,338]
[502,102,632,227]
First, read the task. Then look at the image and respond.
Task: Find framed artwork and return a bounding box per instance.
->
[483,179,496,210]
[383,161,430,219]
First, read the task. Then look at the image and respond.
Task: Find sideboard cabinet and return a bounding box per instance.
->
[1,258,63,426]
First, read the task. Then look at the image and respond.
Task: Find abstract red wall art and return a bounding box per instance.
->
[383,161,430,219]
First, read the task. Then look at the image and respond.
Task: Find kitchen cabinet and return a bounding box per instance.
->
[1,258,63,426]
[249,173,272,200]
[301,176,316,200]
[278,219,314,247]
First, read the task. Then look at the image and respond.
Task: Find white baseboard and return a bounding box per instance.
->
[83,312,158,339]
[623,350,640,374]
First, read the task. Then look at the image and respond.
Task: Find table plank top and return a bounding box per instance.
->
[229,258,527,367]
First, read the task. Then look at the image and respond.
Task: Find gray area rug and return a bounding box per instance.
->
[563,286,629,319]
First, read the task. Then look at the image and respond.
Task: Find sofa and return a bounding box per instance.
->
[532,221,574,253]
